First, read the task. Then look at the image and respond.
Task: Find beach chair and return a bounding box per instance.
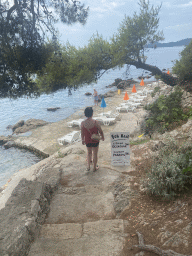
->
[116,105,136,112]
[58,131,81,145]
[98,110,119,118]
[120,102,140,108]
[98,111,112,118]
[94,116,116,126]
[129,97,143,102]
[133,93,147,99]
[67,119,84,128]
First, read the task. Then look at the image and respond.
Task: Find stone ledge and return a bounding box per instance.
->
[0,179,54,256]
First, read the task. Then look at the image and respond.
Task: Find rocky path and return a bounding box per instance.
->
[28,155,129,256]
[1,84,157,256]
[27,106,146,255]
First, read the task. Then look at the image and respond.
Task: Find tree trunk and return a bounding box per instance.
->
[129,60,178,86]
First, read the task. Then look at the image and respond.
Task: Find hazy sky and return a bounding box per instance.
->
[56,0,192,47]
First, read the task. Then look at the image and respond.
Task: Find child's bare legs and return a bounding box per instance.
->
[92,146,99,171]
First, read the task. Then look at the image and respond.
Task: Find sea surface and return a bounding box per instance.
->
[0,46,184,187]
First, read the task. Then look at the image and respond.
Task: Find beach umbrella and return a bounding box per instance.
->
[101,97,106,113]
[140,78,144,86]
[167,69,170,74]
[132,84,137,93]
[124,92,129,101]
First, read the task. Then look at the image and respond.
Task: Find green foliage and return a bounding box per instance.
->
[37,0,164,95]
[144,86,188,133]
[151,86,160,97]
[0,0,88,98]
[111,0,164,65]
[0,0,169,98]
[172,39,192,83]
[142,140,192,199]
[188,107,192,119]
[36,34,114,93]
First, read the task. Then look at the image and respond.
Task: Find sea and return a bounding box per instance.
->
[0,46,184,187]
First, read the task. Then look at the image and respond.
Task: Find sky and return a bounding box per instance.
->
[55,0,192,48]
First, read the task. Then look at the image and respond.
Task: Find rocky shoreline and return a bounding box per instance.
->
[1,81,192,256]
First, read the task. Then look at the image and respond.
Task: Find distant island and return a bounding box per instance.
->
[147,38,192,48]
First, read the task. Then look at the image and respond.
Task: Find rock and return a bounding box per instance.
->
[12,120,25,132]
[113,78,123,86]
[0,179,52,256]
[13,119,49,134]
[47,107,60,111]
[117,80,133,89]
[4,141,16,149]
[0,136,10,145]
[85,92,92,96]
[150,140,165,151]
[105,84,114,88]
[6,125,13,130]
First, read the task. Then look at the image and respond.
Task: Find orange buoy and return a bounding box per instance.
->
[140,78,144,86]
[124,92,129,100]
[132,84,137,93]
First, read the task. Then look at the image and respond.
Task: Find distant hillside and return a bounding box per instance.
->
[147,38,192,48]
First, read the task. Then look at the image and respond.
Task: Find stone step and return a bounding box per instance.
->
[45,191,116,224]
[28,219,128,256]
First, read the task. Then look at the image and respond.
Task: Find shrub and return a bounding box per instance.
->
[151,86,161,98]
[172,39,192,84]
[142,140,192,199]
[144,86,188,134]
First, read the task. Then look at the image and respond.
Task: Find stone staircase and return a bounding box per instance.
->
[28,154,130,256]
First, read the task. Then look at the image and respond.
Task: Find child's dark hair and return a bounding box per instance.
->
[84,107,93,118]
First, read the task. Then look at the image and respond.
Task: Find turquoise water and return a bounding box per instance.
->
[0,46,184,187]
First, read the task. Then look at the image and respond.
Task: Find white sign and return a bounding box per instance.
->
[110,132,130,166]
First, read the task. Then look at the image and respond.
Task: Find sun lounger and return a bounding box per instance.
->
[116,105,136,112]
[67,119,84,128]
[120,102,141,108]
[58,131,81,145]
[98,111,119,118]
[129,97,143,102]
[94,116,116,126]
[133,93,147,99]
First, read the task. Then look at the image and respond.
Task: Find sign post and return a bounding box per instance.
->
[110,132,130,166]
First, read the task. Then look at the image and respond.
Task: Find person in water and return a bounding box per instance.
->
[93,89,98,106]
[81,107,104,172]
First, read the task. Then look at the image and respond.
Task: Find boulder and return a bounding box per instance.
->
[13,119,49,134]
[4,141,16,149]
[12,120,25,132]
[85,92,92,96]
[47,107,60,111]
[117,80,132,89]
[0,179,52,256]
[6,125,13,130]
[105,84,114,88]
[0,136,10,145]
